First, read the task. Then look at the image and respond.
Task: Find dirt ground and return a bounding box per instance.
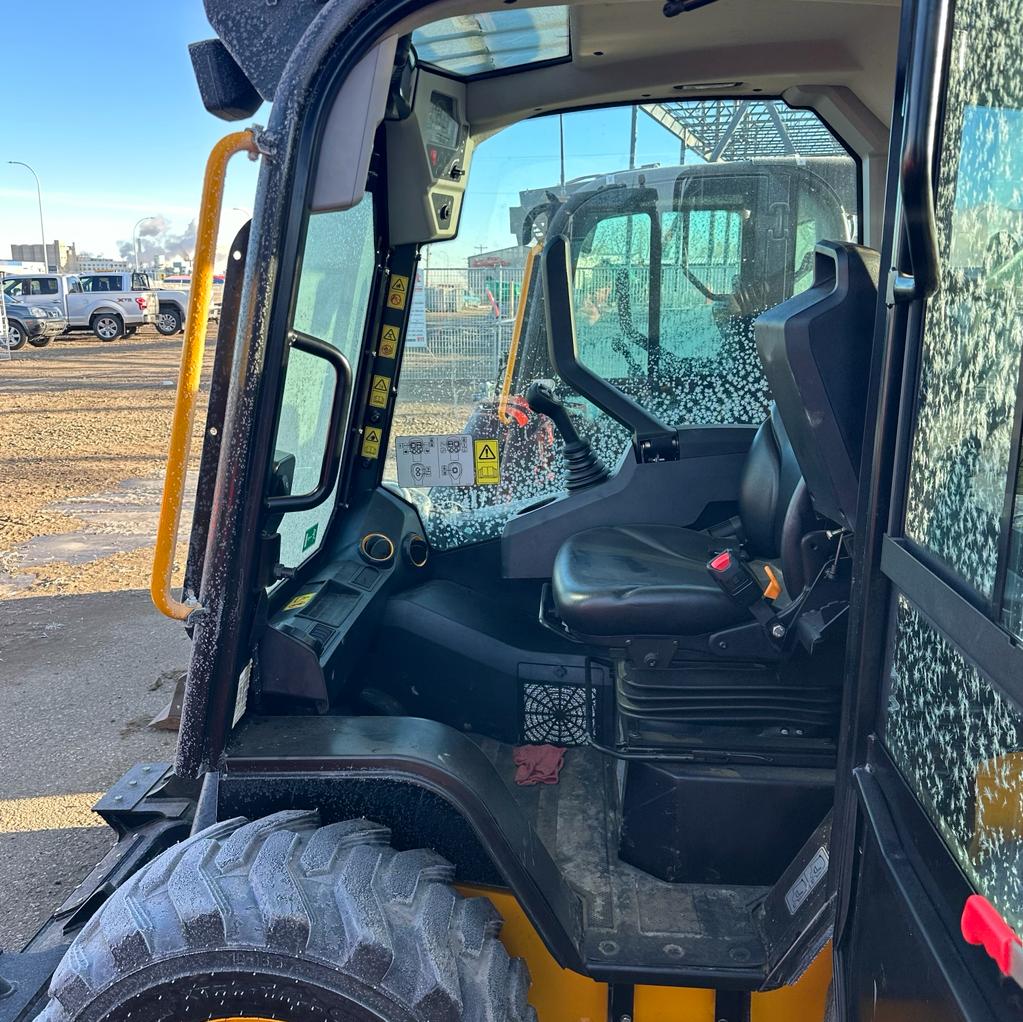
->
[0,326,215,950]
[0,324,467,950]
[0,327,216,599]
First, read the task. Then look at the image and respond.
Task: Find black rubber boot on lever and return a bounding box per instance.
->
[526,380,609,491]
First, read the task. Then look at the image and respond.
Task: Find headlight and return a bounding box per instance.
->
[30,306,49,318]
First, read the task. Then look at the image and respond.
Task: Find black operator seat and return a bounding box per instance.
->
[550,240,879,646]
[553,403,806,640]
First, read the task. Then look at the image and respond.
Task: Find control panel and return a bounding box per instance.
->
[386,70,474,244]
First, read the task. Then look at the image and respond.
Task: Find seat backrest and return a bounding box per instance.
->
[738,402,803,560]
[755,241,880,532]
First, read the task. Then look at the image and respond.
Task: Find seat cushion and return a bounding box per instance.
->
[552,524,751,638]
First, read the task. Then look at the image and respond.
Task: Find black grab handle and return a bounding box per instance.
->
[266,331,352,514]
[891,0,950,304]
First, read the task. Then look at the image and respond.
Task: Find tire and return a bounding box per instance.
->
[40,811,536,1022]
[156,305,182,336]
[91,313,123,342]
[123,325,138,338]
[6,321,27,350]
[27,333,52,348]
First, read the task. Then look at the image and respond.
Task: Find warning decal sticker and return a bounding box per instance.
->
[362,426,382,459]
[386,274,410,310]
[473,439,500,485]
[379,324,399,358]
[369,374,391,408]
[395,434,474,487]
[284,592,316,611]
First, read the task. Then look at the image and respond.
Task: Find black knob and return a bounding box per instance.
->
[526,381,581,445]
[525,381,609,492]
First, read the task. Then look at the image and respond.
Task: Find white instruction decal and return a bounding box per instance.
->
[785,846,829,915]
[395,434,474,487]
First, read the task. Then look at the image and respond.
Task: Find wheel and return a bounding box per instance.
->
[40,811,536,1022]
[6,321,27,350]
[156,305,182,336]
[91,313,123,342]
[27,332,52,348]
[123,325,138,338]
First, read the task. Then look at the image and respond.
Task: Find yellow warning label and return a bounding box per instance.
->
[362,426,382,459]
[284,592,316,611]
[379,324,400,358]
[369,374,391,408]
[474,438,500,485]
[386,274,410,310]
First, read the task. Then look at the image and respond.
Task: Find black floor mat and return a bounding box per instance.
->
[471,738,770,977]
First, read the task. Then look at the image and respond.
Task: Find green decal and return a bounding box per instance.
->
[302,524,319,551]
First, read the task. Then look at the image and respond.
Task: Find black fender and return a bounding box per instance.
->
[219,715,587,971]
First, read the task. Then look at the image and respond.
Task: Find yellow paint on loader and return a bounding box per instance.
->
[458,885,833,1022]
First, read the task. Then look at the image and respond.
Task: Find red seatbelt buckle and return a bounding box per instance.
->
[962,894,1023,986]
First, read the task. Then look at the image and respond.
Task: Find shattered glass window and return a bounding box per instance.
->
[386,103,856,550]
[885,596,1023,931]
[903,0,1023,597]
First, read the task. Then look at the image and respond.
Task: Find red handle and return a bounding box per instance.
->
[961,894,1021,976]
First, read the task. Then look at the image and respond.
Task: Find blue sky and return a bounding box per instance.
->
[441,105,689,264]
[0,2,263,264]
[0,3,686,268]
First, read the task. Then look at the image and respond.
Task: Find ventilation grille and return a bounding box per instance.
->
[521,682,592,746]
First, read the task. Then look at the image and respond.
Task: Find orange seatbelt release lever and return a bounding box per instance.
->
[762,564,782,600]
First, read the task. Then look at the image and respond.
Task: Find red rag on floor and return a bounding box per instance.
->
[513,744,566,785]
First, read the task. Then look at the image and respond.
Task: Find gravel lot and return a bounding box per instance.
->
[0,325,462,949]
[0,327,213,949]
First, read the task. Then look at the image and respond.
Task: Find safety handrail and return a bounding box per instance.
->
[151,129,260,621]
[497,243,541,424]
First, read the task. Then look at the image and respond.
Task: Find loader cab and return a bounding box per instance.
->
[155,0,1023,1019]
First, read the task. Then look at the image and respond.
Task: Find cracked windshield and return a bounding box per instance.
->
[385,100,857,549]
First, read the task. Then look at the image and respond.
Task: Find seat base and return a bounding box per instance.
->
[552,523,757,639]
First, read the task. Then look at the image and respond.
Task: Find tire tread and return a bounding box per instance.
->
[45,811,533,1022]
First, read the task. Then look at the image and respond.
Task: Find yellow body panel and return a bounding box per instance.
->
[460,885,832,1022]
[151,129,260,621]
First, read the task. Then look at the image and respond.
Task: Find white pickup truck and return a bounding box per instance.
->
[2,273,158,341]
[79,271,214,337]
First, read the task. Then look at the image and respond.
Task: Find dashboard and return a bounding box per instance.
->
[260,490,430,710]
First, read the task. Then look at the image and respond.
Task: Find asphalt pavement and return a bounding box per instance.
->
[0,589,187,949]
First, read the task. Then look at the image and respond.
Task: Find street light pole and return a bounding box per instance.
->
[7,161,47,269]
[133,216,157,271]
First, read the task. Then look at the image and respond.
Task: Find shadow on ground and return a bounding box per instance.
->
[0,589,189,948]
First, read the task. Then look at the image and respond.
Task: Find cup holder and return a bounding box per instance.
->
[359,532,395,566]
[404,533,429,569]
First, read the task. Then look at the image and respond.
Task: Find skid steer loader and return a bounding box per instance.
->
[5,0,1023,1019]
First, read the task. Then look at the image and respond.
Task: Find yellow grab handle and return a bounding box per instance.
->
[498,243,541,425]
[151,129,260,621]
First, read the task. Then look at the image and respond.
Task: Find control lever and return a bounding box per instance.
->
[526,381,609,491]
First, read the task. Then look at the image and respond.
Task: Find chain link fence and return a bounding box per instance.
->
[400,266,525,403]
[400,261,737,403]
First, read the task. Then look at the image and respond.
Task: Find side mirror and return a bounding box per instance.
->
[265,332,352,515]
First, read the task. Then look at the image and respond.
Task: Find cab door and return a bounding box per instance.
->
[834,0,1023,1017]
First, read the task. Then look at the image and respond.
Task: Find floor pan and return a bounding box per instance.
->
[470,738,770,980]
